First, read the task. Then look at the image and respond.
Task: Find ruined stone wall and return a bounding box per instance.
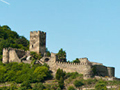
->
[2,48,26,63]
[2,48,9,63]
[15,49,26,58]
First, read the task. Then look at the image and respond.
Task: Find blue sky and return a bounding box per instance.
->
[0,0,120,78]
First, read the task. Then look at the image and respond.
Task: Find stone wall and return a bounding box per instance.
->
[41,53,115,78]
[2,48,26,63]
[42,53,92,78]
[55,61,92,75]
[93,65,115,77]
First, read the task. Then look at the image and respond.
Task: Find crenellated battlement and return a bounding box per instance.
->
[30,31,46,35]
[55,61,91,66]
[3,48,9,52]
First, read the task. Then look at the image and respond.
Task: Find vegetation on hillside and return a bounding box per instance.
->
[0,25,29,61]
[0,61,52,83]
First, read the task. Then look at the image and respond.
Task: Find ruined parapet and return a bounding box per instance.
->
[29,31,46,55]
[91,62,103,65]
[2,48,27,63]
[107,67,115,77]
[2,48,9,63]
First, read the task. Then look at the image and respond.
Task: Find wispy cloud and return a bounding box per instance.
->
[0,0,10,5]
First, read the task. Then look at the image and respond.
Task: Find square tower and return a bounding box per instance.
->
[29,31,46,55]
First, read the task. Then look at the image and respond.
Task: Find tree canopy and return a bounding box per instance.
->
[0,25,29,61]
[57,48,66,62]
[72,58,80,63]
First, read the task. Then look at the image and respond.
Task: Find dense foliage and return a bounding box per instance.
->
[56,68,66,80]
[0,62,52,83]
[57,48,66,62]
[0,25,29,61]
[46,48,51,57]
[68,86,76,90]
[95,82,107,90]
[74,80,84,89]
[56,68,66,89]
[30,51,42,60]
[72,58,80,63]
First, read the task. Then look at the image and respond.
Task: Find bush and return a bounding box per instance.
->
[84,79,97,85]
[72,58,80,63]
[56,87,61,90]
[95,82,107,90]
[65,72,83,79]
[68,86,76,90]
[56,68,65,80]
[74,80,84,89]
[30,51,42,60]
[58,77,64,89]
[33,83,45,90]
[20,81,32,89]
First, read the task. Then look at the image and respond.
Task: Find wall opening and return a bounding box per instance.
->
[45,58,49,62]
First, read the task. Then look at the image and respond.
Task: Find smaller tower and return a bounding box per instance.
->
[107,67,115,77]
[2,48,9,63]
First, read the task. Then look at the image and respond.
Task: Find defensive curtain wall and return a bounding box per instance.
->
[40,53,115,79]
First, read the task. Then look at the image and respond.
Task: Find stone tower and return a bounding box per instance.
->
[2,48,9,63]
[29,31,46,55]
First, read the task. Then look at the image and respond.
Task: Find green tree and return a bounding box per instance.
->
[58,77,64,89]
[33,66,50,82]
[56,68,65,80]
[57,48,66,62]
[73,58,80,63]
[74,80,84,90]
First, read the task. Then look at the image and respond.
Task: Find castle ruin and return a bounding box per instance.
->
[2,31,115,79]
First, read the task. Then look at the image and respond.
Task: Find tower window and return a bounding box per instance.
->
[32,45,33,48]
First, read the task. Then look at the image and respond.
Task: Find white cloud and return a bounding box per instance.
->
[0,0,10,5]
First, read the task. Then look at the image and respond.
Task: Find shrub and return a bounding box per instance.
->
[20,81,32,89]
[74,80,84,89]
[68,86,76,90]
[65,72,82,79]
[30,51,42,60]
[95,83,107,90]
[72,58,80,63]
[33,83,45,90]
[58,77,64,89]
[56,68,65,80]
